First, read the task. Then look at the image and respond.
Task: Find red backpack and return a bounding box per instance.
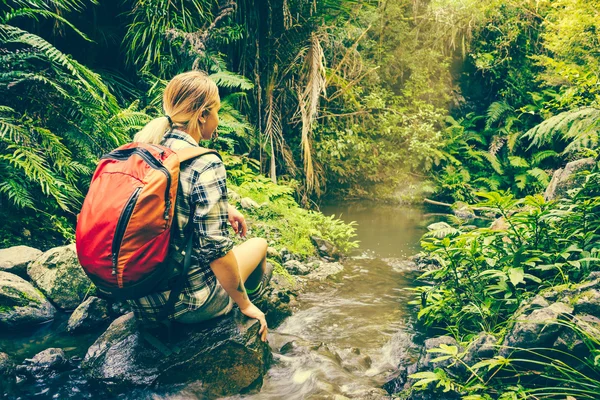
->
[75,142,220,309]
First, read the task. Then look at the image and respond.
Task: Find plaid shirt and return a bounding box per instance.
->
[128,129,234,321]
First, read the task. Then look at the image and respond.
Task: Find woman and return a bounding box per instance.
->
[128,70,271,342]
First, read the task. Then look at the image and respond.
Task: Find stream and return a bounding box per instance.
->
[1,202,442,399]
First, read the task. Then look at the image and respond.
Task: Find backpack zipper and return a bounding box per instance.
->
[112,187,142,277]
[101,148,173,219]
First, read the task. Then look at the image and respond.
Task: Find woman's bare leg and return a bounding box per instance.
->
[232,237,268,289]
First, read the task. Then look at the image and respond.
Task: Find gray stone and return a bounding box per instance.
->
[500,302,573,357]
[419,336,462,370]
[240,197,259,209]
[266,246,281,260]
[0,353,15,376]
[554,314,600,356]
[544,157,596,201]
[283,260,310,276]
[228,189,241,203]
[386,331,421,369]
[18,348,68,377]
[82,311,271,397]
[0,246,42,278]
[0,271,56,329]
[426,222,452,232]
[463,332,497,366]
[27,244,96,311]
[67,296,110,334]
[310,236,340,260]
[305,261,344,281]
[574,289,600,317]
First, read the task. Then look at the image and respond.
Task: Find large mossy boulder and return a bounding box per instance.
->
[0,272,56,329]
[544,157,596,201]
[27,244,95,311]
[0,245,42,278]
[81,311,272,397]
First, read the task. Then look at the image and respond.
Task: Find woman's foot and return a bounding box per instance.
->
[247,262,274,301]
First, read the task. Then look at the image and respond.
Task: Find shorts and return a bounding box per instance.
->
[174,280,234,324]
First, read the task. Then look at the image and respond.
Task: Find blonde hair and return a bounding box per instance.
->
[134,71,220,144]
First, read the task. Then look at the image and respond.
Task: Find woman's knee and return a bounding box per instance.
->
[250,237,268,254]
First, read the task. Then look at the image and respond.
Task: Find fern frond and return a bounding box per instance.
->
[209,71,254,90]
[522,107,600,153]
[526,167,550,186]
[486,101,514,130]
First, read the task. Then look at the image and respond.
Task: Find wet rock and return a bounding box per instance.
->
[0,353,15,377]
[0,245,42,279]
[573,289,600,317]
[453,202,475,220]
[240,197,259,209]
[387,331,421,368]
[305,260,344,281]
[463,332,497,366]
[108,300,131,317]
[310,236,340,260]
[17,348,69,377]
[544,157,595,201]
[500,302,573,357]
[254,272,298,328]
[410,252,440,271]
[82,311,271,397]
[283,260,310,275]
[0,271,56,329]
[67,296,110,334]
[27,244,96,311]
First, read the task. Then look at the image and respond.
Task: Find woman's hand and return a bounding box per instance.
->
[240,302,268,342]
[227,204,247,238]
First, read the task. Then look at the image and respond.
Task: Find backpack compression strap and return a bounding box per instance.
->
[155,147,222,323]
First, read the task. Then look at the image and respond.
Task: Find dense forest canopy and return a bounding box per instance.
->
[1,0,599,245]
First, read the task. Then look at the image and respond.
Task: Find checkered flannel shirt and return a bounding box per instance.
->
[127,128,234,322]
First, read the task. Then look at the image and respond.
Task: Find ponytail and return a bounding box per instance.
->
[133,116,172,144]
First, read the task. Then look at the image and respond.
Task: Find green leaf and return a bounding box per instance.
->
[508,267,524,287]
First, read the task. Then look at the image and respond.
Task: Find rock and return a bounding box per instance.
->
[240,197,259,209]
[490,217,509,231]
[553,314,600,358]
[0,245,42,278]
[453,202,476,220]
[310,236,340,260]
[573,289,600,317]
[500,302,573,357]
[0,353,15,377]
[266,246,281,260]
[254,272,298,328]
[17,348,69,377]
[82,311,271,397]
[27,244,95,311]
[419,336,462,370]
[386,331,421,369]
[108,300,131,317]
[544,157,596,201]
[283,260,310,276]
[67,296,110,334]
[463,332,497,366]
[228,189,241,203]
[0,272,56,329]
[410,252,441,271]
[427,222,451,232]
[305,261,343,281]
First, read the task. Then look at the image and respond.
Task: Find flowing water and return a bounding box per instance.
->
[1,202,441,399]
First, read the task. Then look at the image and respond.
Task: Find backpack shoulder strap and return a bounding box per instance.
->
[174,147,222,163]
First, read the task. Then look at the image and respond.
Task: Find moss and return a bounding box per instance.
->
[268,258,295,285]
